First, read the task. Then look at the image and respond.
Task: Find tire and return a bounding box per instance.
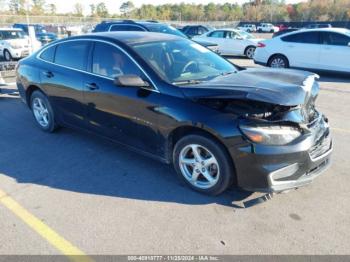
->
[3,49,12,61]
[270,29,274,33]
[245,46,256,59]
[30,90,58,132]
[268,54,289,68]
[173,134,235,196]
[258,29,262,33]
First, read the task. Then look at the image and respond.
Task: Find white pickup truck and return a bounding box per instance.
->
[238,24,257,33]
[257,23,279,33]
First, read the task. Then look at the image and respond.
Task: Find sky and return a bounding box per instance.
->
[44,0,307,15]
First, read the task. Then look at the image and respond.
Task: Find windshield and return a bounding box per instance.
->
[1,30,25,39]
[144,24,187,38]
[131,39,237,85]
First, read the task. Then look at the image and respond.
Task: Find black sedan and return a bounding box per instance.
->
[16,32,332,195]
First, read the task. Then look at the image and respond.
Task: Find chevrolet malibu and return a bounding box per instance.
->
[16,32,332,195]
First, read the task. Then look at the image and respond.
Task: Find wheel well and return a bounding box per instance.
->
[267,53,289,66]
[26,85,42,107]
[167,126,230,163]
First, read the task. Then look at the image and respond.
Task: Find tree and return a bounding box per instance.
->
[96,2,108,17]
[73,3,84,17]
[47,3,56,15]
[120,1,135,17]
[9,0,26,15]
[31,0,46,15]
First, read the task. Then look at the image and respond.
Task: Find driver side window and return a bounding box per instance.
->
[92,42,143,79]
[209,31,225,38]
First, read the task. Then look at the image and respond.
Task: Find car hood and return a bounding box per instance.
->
[180,68,319,107]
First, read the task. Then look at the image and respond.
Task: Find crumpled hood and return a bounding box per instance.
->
[181,68,319,107]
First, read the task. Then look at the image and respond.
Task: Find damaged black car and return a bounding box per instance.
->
[16,32,332,195]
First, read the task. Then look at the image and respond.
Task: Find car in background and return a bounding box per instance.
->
[92,20,219,53]
[193,28,264,58]
[305,24,332,29]
[181,25,214,38]
[16,32,332,195]
[254,28,350,74]
[13,24,57,45]
[0,28,32,61]
[273,28,299,38]
[238,24,256,33]
[257,23,279,33]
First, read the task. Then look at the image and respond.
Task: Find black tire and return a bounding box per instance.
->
[270,29,274,33]
[30,90,58,132]
[3,49,12,61]
[268,54,289,68]
[245,46,256,59]
[173,134,235,196]
[258,29,262,33]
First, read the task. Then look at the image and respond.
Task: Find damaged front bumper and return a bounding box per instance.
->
[230,114,332,193]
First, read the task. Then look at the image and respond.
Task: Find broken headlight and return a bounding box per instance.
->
[240,125,302,145]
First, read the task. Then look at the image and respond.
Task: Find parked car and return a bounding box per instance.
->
[16,32,332,195]
[257,23,279,33]
[92,20,219,53]
[13,24,57,45]
[193,28,263,58]
[238,24,257,33]
[273,28,299,38]
[0,28,31,61]
[254,28,350,74]
[304,24,332,29]
[277,24,289,31]
[181,25,214,38]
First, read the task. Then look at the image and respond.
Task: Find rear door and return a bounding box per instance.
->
[39,40,91,128]
[280,32,322,69]
[319,31,350,72]
[224,30,246,55]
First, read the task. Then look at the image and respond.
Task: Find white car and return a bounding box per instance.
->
[257,23,279,33]
[193,28,264,58]
[238,24,256,33]
[254,28,350,74]
[0,28,33,61]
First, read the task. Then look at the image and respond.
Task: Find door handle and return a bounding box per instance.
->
[43,71,54,78]
[85,83,99,90]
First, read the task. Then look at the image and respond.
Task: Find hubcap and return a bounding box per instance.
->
[271,58,286,68]
[179,144,220,189]
[32,97,50,127]
[246,47,255,59]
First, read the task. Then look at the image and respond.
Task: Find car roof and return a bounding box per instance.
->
[72,31,182,45]
[275,27,349,38]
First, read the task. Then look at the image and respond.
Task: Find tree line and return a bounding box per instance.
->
[2,0,350,22]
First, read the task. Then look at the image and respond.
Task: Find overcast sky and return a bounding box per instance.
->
[44,0,307,15]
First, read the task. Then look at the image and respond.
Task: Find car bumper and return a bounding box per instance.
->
[9,48,30,58]
[229,115,332,193]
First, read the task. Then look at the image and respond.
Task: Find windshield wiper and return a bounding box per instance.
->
[173,79,203,85]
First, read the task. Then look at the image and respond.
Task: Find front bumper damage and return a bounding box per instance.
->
[231,114,332,193]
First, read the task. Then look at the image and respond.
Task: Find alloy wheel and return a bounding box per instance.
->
[179,144,220,189]
[32,97,50,128]
[246,47,255,59]
[271,57,286,68]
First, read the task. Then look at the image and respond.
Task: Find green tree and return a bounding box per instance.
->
[31,0,46,15]
[96,2,108,17]
[48,3,56,15]
[120,1,135,17]
[73,3,84,17]
[9,0,26,15]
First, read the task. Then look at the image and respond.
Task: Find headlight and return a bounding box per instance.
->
[240,124,302,145]
[10,43,22,49]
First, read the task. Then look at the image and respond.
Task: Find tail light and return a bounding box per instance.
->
[257,42,266,48]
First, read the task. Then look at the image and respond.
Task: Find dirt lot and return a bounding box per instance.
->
[0,58,350,257]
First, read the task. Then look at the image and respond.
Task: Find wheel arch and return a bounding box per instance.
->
[244,45,256,56]
[25,85,46,108]
[267,53,289,67]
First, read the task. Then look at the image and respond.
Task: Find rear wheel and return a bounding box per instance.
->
[30,90,58,132]
[173,134,235,195]
[3,50,12,61]
[245,46,256,59]
[268,54,289,68]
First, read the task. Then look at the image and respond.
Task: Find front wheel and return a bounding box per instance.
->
[173,135,235,195]
[245,46,256,59]
[30,90,58,132]
[3,50,12,61]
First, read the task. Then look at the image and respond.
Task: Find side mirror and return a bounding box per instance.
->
[114,75,150,88]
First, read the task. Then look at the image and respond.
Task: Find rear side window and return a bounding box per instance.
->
[55,41,90,70]
[282,32,321,44]
[209,31,225,38]
[323,32,350,46]
[40,46,56,62]
[109,25,145,32]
